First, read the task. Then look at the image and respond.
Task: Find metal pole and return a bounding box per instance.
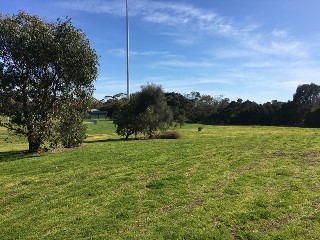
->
[126,0,130,100]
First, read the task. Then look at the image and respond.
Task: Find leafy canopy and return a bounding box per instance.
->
[0,11,98,152]
[113,84,174,139]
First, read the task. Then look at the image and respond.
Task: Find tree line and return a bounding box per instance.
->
[97,83,320,128]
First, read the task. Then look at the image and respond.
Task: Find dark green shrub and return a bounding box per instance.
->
[113,84,174,139]
[59,119,87,148]
[158,131,181,139]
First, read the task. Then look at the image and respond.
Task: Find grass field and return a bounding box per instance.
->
[1,120,320,239]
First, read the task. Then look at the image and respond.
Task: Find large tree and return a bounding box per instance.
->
[293,83,320,105]
[292,83,320,126]
[0,12,98,152]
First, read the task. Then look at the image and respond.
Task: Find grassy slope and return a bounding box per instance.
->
[1,120,320,239]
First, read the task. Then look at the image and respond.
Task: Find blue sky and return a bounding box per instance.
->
[2,0,320,103]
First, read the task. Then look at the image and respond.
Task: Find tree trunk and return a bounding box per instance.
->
[28,134,41,153]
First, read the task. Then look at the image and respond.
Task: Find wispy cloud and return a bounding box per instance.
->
[57,0,319,102]
[272,28,288,38]
[244,37,310,58]
[208,48,257,59]
[108,48,171,57]
[174,38,196,45]
[57,0,310,58]
[141,75,230,91]
[151,59,221,68]
[56,0,124,15]
[56,0,239,38]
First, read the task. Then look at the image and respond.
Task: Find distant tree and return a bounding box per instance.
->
[88,97,103,110]
[220,99,242,124]
[165,92,192,123]
[235,100,265,125]
[305,108,320,128]
[0,12,98,152]
[271,101,297,126]
[261,101,284,125]
[99,93,127,118]
[185,94,229,124]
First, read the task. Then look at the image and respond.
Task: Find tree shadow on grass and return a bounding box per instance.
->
[84,137,168,144]
[84,138,135,144]
[0,150,42,163]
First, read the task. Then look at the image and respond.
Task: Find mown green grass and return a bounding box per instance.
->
[1,120,320,239]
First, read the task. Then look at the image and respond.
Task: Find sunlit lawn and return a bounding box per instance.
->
[1,120,320,239]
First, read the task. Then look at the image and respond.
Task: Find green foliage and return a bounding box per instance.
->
[113,99,140,139]
[46,100,88,149]
[163,83,320,127]
[0,11,98,152]
[58,104,87,148]
[99,93,128,118]
[137,84,174,136]
[292,83,320,126]
[305,108,320,127]
[113,84,174,139]
[293,83,320,105]
[157,131,181,139]
[139,105,165,137]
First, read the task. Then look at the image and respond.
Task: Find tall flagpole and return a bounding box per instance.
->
[126,0,130,100]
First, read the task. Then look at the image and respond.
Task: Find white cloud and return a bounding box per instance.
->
[108,48,171,57]
[241,61,277,68]
[143,12,178,25]
[151,59,220,68]
[56,0,125,15]
[272,28,288,38]
[209,48,256,59]
[56,0,238,38]
[140,75,230,92]
[269,41,309,58]
[241,34,310,59]
[175,38,196,45]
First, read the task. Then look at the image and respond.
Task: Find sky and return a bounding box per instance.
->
[2,0,320,103]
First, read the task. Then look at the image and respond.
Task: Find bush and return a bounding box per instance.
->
[157,131,181,139]
[59,120,87,148]
[113,84,174,139]
[46,101,87,149]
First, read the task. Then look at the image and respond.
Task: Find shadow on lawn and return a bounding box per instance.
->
[0,150,42,163]
[84,138,134,144]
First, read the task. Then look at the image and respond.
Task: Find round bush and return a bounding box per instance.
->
[158,131,181,139]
